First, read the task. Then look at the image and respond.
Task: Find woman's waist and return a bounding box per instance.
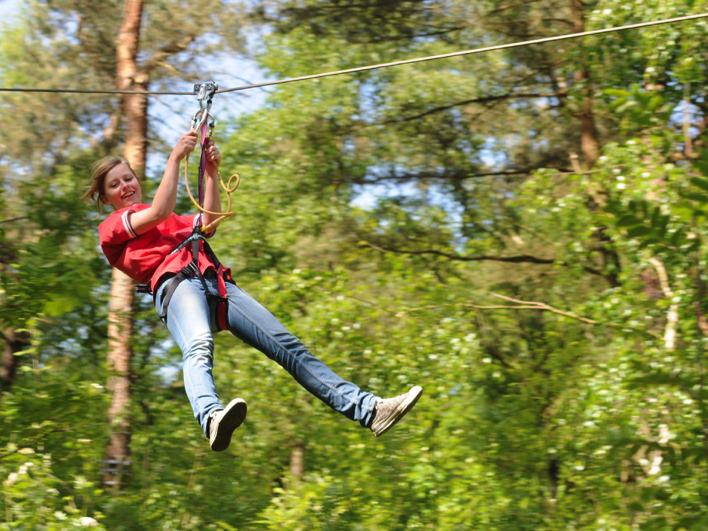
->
[151,254,230,292]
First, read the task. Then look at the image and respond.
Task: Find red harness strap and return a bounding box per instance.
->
[214,263,229,331]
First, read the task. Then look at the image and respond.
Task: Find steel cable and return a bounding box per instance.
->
[0,13,706,96]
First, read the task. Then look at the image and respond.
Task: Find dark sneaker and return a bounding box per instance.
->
[370,386,423,437]
[209,398,247,452]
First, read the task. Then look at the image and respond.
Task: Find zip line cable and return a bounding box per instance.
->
[0,12,707,96]
[218,13,708,94]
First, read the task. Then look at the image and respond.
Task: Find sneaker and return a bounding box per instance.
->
[209,398,247,452]
[370,386,423,437]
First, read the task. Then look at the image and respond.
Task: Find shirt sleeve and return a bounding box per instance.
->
[98,209,138,265]
[99,209,138,246]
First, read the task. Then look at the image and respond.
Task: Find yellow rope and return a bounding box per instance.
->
[183,150,240,234]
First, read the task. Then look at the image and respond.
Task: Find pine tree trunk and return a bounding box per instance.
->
[102,0,148,490]
[103,268,136,488]
[117,0,149,177]
[571,0,600,169]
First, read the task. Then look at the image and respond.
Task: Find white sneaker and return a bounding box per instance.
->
[370,386,423,437]
[209,398,247,451]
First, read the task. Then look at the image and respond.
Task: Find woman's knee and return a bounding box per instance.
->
[183,331,215,362]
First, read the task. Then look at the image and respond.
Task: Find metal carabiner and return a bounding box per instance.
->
[190,81,218,135]
[190,109,216,138]
[190,107,215,133]
[195,81,217,102]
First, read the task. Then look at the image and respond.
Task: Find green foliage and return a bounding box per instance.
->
[604,86,673,133]
[7,0,708,529]
[1,451,107,530]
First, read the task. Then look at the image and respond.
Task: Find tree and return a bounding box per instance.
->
[102,0,147,491]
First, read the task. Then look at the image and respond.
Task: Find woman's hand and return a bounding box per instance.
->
[171,131,198,161]
[204,138,221,171]
[202,138,223,228]
[129,131,197,234]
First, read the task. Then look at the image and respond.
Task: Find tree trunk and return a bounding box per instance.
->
[571,0,600,169]
[290,442,305,478]
[102,0,148,490]
[0,329,30,398]
[103,268,136,488]
[117,0,149,177]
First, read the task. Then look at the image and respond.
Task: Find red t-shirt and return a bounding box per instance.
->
[98,204,231,288]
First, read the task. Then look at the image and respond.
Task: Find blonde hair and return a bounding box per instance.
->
[81,156,140,213]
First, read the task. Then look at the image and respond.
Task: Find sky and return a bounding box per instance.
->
[0,0,24,27]
[1,0,20,15]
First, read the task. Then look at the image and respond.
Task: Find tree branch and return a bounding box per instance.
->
[484,0,544,16]
[489,293,599,324]
[363,241,555,264]
[395,295,657,337]
[396,298,597,324]
[376,90,568,126]
[648,257,678,351]
[0,216,29,225]
[352,168,553,185]
[141,35,196,73]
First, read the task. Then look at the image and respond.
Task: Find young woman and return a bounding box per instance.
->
[83,131,422,452]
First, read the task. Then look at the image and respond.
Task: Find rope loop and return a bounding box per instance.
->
[183,150,241,234]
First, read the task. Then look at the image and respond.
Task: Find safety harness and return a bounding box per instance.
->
[136,81,239,331]
[139,226,232,331]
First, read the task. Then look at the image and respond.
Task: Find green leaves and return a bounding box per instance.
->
[676,56,704,84]
[606,199,685,250]
[604,85,672,133]
[690,177,708,192]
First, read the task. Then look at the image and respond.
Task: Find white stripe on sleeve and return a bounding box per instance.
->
[122,210,137,238]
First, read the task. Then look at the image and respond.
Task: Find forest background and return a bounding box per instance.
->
[2,0,708,529]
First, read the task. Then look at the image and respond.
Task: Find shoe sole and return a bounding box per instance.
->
[210,398,247,452]
[373,385,423,437]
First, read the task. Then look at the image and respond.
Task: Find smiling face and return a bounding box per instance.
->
[101,163,142,210]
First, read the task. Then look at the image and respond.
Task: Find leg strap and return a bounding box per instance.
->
[157,268,192,320]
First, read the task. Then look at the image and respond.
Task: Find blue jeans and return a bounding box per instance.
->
[155,275,379,436]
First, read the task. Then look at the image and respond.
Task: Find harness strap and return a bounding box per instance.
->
[156,268,192,320]
[169,231,204,256]
[195,236,230,331]
[150,227,231,330]
[198,120,208,207]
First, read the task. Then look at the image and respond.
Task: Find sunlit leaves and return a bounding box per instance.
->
[603,86,672,133]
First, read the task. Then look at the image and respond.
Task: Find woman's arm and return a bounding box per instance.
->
[130,131,198,235]
[201,138,222,230]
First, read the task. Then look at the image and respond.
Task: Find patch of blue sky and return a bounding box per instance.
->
[670,98,701,150]
[0,0,23,21]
